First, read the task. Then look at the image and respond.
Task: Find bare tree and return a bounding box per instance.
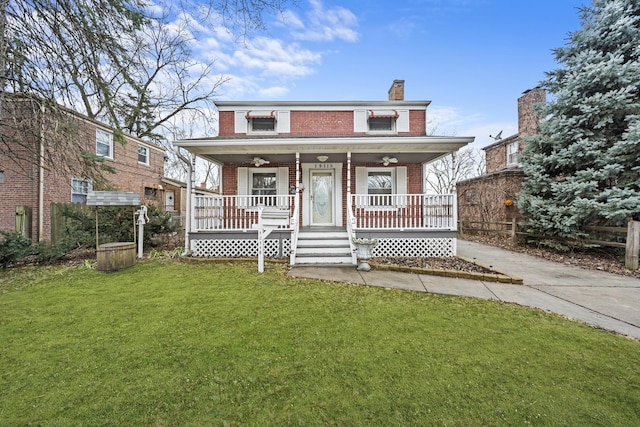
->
[424,147,485,194]
[1,0,292,180]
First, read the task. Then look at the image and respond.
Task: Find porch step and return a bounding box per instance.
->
[294,255,354,265]
[294,228,354,266]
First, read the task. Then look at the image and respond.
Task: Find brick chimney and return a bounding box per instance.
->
[518,87,546,138]
[388,79,405,101]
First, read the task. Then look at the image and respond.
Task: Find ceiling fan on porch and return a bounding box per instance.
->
[252,157,270,167]
[381,156,398,166]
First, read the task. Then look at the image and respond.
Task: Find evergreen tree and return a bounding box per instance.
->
[518,0,640,238]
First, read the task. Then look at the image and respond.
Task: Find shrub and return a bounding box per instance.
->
[57,203,177,249]
[0,231,33,268]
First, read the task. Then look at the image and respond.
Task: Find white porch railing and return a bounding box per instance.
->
[194,195,295,231]
[192,194,456,231]
[351,194,457,230]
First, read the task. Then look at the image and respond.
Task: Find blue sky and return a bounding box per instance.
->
[197,0,586,149]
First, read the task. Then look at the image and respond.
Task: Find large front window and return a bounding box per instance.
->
[252,172,277,205]
[368,170,393,205]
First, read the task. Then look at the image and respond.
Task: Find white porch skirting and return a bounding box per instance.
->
[371,237,454,258]
[192,238,291,258]
[189,232,455,258]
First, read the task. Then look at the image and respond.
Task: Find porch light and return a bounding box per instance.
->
[317,155,329,162]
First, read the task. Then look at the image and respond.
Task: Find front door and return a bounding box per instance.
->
[310,170,334,225]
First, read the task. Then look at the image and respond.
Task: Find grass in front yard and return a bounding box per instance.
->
[1,260,639,426]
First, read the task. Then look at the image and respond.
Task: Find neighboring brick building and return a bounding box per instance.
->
[0,96,165,242]
[457,87,545,226]
[176,80,475,263]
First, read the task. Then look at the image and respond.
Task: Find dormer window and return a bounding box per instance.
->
[368,110,398,133]
[247,111,276,133]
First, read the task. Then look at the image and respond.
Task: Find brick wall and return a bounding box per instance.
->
[484,136,517,174]
[290,111,354,135]
[0,101,165,242]
[219,109,427,137]
[518,87,545,140]
[456,170,525,226]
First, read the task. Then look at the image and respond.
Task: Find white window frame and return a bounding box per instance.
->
[138,144,149,165]
[507,140,519,166]
[248,117,277,134]
[96,129,114,159]
[367,116,396,133]
[250,170,278,206]
[355,166,407,211]
[71,177,92,203]
[366,168,395,208]
[237,167,289,209]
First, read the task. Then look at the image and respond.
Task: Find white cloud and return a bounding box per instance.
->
[428,106,517,148]
[289,0,359,42]
[229,37,320,77]
[278,10,305,30]
[157,0,359,99]
[259,86,290,97]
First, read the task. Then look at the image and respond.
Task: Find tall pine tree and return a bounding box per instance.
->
[518,0,640,238]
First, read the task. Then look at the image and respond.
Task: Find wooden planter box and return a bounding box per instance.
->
[97,242,136,272]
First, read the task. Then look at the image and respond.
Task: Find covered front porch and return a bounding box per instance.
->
[175,137,472,265]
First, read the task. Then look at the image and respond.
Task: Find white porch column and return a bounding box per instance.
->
[183,154,196,255]
[450,151,457,194]
[296,152,301,195]
[347,151,352,198]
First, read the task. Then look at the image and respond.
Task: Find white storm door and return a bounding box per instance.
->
[165,190,175,211]
[310,170,334,225]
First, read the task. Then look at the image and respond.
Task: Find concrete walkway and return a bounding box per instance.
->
[288,240,640,340]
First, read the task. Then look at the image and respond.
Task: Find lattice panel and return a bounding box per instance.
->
[372,238,454,258]
[192,239,290,258]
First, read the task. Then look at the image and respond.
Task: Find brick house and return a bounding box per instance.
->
[0,96,166,242]
[161,177,219,226]
[175,80,475,265]
[456,87,546,227]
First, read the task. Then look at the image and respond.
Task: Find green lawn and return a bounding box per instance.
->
[1,260,639,426]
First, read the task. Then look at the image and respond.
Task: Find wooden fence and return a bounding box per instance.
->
[50,203,92,245]
[459,218,640,270]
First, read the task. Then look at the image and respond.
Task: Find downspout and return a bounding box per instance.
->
[38,101,45,241]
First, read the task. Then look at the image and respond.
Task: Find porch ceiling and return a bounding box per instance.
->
[175,135,475,165]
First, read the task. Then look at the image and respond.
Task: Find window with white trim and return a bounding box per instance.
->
[249,117,276,133]
[251,172,277,205]
[368,117,395,132]
[0,171,4,183]
[138,145,149,165]
[237,167,290,208]
[367,170,393,205]
[96,129,113,158]
[355,166,407,208]
[507,140,519,166]
[71,178,92,203]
